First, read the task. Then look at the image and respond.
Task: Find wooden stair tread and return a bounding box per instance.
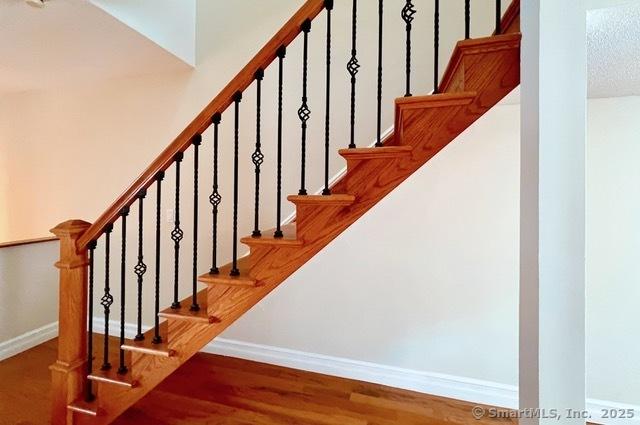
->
[287,194,356,206]
[339,145,413,160]
[240,224,303,247]
[159,289,216,323]
[121,322,175,357]
[198,256,258,287]
[88,368,138,388]
[68,399,101,417]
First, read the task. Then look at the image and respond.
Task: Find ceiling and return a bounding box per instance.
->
[0,0,189,94]
[587,2,640,98]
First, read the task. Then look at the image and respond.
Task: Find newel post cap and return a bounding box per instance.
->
[50,220,91,238]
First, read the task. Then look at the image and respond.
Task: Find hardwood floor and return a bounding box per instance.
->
[0,338,517,425]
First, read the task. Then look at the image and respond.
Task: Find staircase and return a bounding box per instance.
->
[50,1,521,423]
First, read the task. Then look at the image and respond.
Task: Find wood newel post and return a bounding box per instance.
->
[50,219,92,425]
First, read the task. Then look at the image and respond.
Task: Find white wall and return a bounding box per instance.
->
[89,0,197,66]
[0,241,59,342]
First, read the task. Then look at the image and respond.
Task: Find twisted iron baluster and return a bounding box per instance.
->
[465,0,470,39]
[275,46,286,236]
[298,20,311,195]
[171,153,184,309]
[118,206,129,375]
[134,190,147,341]
[253,70,265,235]
[496,0,502,34]
[85,240,97,402]
[434,0,440,94]
[375,0,384,147]
[191,135,202,311]
[100,224,113,371]
[402,0,417,97]
[210,114,222,273]
[152,171,164,344]
[347,0,360,149]
[231,92,242,274]
[322,0,333,193]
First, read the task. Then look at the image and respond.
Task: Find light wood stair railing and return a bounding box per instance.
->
[51,0,521,423]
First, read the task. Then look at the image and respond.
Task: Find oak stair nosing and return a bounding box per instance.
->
[287,194,356,206]
[68,399,101,417]
[395,91,477,110]
[338,145,413,160]
[87,369,138,388]
[158,295,217,324]
[198,256,259,287]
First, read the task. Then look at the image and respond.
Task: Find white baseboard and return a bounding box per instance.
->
[204,337,519,406]
[203,338,640,425]
[3,319,636,424]
[0,322,58,361]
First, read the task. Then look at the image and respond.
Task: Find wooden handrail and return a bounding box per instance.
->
[77,0,327,251]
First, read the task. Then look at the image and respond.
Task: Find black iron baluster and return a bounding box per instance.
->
[434,0,440,94]
[298,20,311,195]
[153,172,164,344]
[118,206,129,375]
[465,0,470,39]
[322,0,333,192]
[171,153,184,309]
[86,240,97,402]
[495,0,502,34]
[275,46,286,236]
[375,0,384,147]
[347,0,360,149]
[253,70,265,234]
[191,135,201,311]
[134,190,147,341]
[100,224,113,371]
[402,0,416,97]
[231,92,242,273]
[210,114,222,273]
